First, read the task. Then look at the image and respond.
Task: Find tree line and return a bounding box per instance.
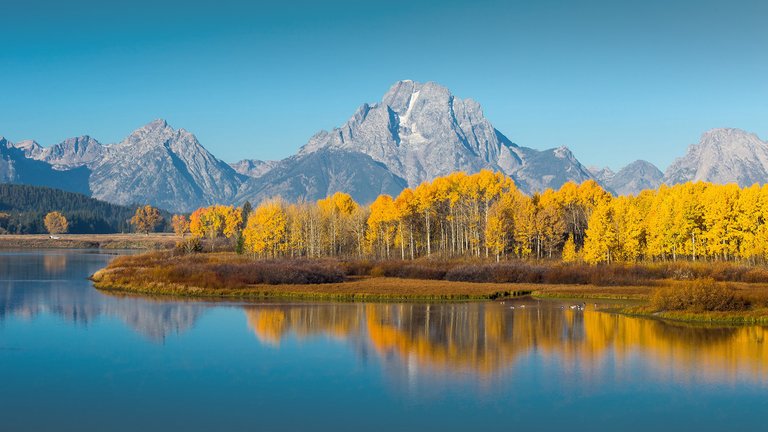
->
[0,184,171,234]
[170,171,768,264]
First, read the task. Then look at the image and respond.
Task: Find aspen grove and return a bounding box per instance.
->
[174,170,768,264]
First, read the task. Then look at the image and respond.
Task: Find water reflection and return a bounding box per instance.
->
[244,301,768,385]
[0,250,206,342]
[2,250,767,386]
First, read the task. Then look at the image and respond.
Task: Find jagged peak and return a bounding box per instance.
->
[381,80,453,113]
[699,128,763,145]
[145,118,170,130]
[14,139,42,149]
[60,135,101,145]
[553,146,575,159]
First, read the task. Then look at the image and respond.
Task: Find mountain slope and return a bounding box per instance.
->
[235,148,408,204]
[256,80,595,198]
[88,119,245,212]
[664,128,768,186]
[36,135,107,169]
[230,159,278,178]
[591,160,663,195]
[0,137,91,195]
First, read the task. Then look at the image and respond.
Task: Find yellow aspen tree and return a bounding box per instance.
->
[583,200,616,264]
[561,233,578,262]
[367,195,397,258]
[243,199,287,258]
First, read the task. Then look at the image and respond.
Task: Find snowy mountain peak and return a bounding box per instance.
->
[274,80,594,196]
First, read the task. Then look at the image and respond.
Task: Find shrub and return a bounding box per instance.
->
[650,279,750,312]
[174,238,203,255]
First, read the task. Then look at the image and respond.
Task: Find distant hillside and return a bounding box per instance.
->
[0,184,169,234]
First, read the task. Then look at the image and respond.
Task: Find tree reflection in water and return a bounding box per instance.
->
[244,301,768,385]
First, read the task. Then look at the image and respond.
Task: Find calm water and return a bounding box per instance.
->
[1,250,767,431]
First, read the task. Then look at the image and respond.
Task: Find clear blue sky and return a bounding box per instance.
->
[1,0,766,170]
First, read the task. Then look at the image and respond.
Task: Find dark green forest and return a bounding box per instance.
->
[0,184,170,234]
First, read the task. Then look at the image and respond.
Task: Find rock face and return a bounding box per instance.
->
[88,120,245,212]
[36,136,107,169]
[1,121,245,212]
[246,80,595,202]
[591,160,663,195]
[235,148,407,204]
[230,159,278,178]
[0,137,91,195]
[6,84,767,211]
[664,128,768,186]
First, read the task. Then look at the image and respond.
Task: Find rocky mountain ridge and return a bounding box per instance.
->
[2,81,767,211]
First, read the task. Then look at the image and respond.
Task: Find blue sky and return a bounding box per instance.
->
[1,0,766,170]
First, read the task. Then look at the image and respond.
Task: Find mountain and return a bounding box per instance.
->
[664,128,768,186]
[6,84,765,210]
[230,159,278,178]
[87,119,245,212]
[0,137,91,195]
[1,121,245,213]
[239,80,596,203]
[591,160,663,195]
[235,148,408,204]
[13,140,44,158]
[36,135,107,169]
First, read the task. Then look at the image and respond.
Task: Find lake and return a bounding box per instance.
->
[1,250,767,431]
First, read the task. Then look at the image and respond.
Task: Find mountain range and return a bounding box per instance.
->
[1,80,766,212]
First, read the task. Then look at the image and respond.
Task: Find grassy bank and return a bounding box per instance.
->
[0,233,178,250]
[92,276,535,301]
[90,251,768,322]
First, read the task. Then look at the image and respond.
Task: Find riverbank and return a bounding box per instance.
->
[90,251,768,323]
[531,281,768,324]
[92,275,538,301]
[0,233,178,250]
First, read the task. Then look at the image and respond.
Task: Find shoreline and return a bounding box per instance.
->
[0,234,178,250]
[91,275,535,302]
[89,251,768,324]
[92,274,768,324]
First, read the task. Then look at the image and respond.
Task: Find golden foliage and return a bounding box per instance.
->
[130,205,162,235]
[171,214,190,238]
[174,170,768,264]
[44,211,68,234]
[243,198,287,257]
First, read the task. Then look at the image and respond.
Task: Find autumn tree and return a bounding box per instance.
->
[130,205,162,235]
[582,200,617,264]
[44,211,68,235]
[189,205,242,245]
[171,215,190,238]
[243,198,287,257]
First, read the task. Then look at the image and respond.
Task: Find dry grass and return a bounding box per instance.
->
[345,259,768,286]
[93,276,534,301]
[0,233,178,249]
[91,252,768,321]
[103,252,346,287]
[651,279,750,312]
